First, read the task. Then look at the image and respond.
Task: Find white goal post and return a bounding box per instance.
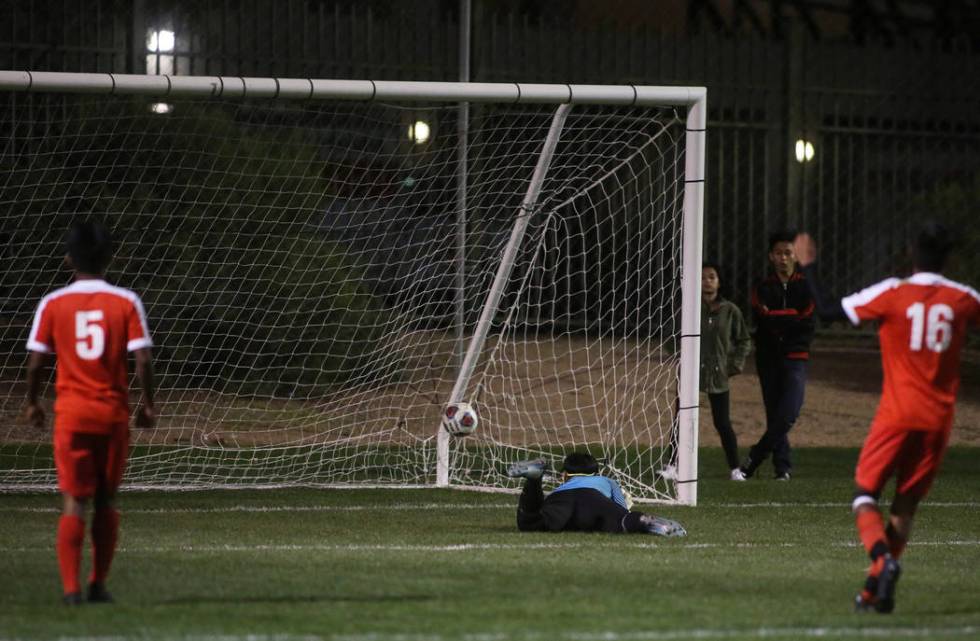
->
[0,71,705,504]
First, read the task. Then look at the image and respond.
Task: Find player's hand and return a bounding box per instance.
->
[23,403,46,429]
[135,404,156,429]
[794,232,818,267]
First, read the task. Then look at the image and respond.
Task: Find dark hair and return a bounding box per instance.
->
[66,221,113,274]
[913,221,953,273]
[702,262,723,282]
[561,451,599,475]
[768,230,797,251]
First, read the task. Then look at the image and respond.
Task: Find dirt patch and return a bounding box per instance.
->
[719,341,980,448]
[3,334,978,449]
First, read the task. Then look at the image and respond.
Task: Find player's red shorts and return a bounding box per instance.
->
[855,424,950,498]
[54,424,129,498]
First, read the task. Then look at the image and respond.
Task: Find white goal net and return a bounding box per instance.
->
[0,74,705,503]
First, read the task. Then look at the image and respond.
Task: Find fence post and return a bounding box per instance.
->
[129,0,145,75]
[785,19,805,229]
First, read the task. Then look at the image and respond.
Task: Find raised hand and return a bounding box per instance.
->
[794,232,818,267]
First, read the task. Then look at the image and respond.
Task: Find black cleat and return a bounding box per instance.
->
[873,555,901,614]
[774,471,791,481]
[63,592,82,606]
[639,514,687,537]
[87,582,114,604]
[506,459,548,480]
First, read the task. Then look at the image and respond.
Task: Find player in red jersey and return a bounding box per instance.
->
[24,221,156,605]
[795,222,980,614]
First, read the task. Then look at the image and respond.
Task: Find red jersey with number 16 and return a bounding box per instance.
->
[27,279,153,434]
[841,272,980,432]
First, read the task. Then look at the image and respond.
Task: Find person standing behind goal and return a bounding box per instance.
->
[24,221,156,605]
[795,222,980,613]
[739,231,815,481]
[700,263,752,480]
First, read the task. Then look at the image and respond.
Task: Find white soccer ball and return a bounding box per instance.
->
[443,402,479,436]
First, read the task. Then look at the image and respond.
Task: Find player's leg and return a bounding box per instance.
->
[742,354,780,476]
[852,426,903,613]
[516,477,546,531]
[771,359,807,480]
[87,425,127,603]
[708,391,741,476]
[54,431,96,604]
[889,429,949,559]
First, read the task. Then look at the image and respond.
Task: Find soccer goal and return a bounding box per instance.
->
[0,72,705,504]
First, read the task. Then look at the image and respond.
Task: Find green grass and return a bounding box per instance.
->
[2,447,979,641]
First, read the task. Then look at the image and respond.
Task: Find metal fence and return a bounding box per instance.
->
[2,0,978,306]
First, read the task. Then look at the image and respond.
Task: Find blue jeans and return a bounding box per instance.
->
[746,356,808,476]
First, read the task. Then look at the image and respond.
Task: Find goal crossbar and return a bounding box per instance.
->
[0,71,703,107]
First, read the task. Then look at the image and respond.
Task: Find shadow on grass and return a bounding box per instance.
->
[160,593,435,606]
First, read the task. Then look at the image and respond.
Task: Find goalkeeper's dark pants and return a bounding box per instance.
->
[516,478,647,533]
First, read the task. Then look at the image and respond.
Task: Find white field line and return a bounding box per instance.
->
[2,540,979,554]
[3,500,980,514]
[25,626,980,641]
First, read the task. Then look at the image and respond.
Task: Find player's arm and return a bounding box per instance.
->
[133,347,156,428]
[794,232,848,323]
[24,351,51,429]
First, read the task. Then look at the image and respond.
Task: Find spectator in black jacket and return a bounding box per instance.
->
[739,230,815,480]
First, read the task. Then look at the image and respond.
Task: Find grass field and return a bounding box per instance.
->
[2,447,979,641]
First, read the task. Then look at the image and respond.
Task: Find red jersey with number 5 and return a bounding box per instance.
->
[841,272,980,432]
[27,279,153,433]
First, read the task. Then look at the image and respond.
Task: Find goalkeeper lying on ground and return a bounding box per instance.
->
[508,452,686,536]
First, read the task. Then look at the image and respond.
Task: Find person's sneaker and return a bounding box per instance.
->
[854,591,876,613]
[774,471,791,481]
[639,514,687,537]
[657,464,678,481]
[873,555,901,614]
[87,582,114,604]
[63,592,82,606]
[506,459,547,480]
[730,468,747,481]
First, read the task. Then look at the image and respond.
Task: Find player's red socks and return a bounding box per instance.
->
[89,507,119,585]
[57,515,85,595]
[855,509,889,562]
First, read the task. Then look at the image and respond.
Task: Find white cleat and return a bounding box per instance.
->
[730,468,747,481]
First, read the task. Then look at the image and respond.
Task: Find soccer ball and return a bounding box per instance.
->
[443,402,479,436]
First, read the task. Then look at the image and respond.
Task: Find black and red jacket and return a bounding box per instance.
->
[750,270,815,360]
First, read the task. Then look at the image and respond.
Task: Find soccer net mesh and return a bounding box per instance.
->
[0,86,691,501]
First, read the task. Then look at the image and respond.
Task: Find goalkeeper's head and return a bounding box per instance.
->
[66,220,113,275]
[561,451,600,477]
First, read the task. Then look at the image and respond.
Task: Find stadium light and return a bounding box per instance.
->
[795,139,815,163]
[408,120,431,144]
[146,30,176,75]
[150,102,173,114]
[148,30,175,53]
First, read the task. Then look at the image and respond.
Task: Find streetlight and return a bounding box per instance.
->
[408,120,431,145]
[795,139,815,163]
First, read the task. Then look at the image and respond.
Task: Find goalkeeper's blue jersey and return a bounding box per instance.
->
[551,475,628,509]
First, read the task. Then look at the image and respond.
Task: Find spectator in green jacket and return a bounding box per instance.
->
[701,262,753,480]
